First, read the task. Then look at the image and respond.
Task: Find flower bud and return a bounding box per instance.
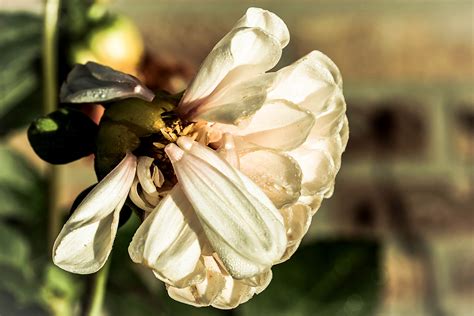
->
[27,108,98,164]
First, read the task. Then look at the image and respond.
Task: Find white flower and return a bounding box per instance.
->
[129,7,348,308]
[52,7,348,309]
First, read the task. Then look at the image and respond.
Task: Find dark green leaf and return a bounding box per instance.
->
[28,107,98,164]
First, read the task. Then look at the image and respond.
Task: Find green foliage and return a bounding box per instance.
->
[0,13,42,137]
[238,240,381,316]
[0,223,30,272]
[0,146,48,314]
[0,146,84,315]
[40,265,83,316]
[0,146,46,220]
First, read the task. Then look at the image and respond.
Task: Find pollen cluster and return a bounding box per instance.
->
[137,115,197,182]
[153,117,196,158]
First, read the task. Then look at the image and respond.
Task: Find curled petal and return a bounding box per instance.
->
[53,153,137,274]
[153,167,165,188]
[129,178,156,213]
[308,93,346,140]
[275,203,313,264]
[211,280,257,309]
[298,194,324,216]
[178,27,282,118]
[239,269,272,289]
[165,137,287,279]
[277,241,301,264]
[238,99,315,151]
[238,147,302,208]
[136,156,161,206]
[289,140,338,197]
[233,7,289,48]
[167,256,272,309]
[167,256,226,307]
[280,204,312,247]
[60,62,154,103]
[340,115,350,152]
[193,72,276,124]
[129,185,206,288]
[137,156,158,195]
[268,50,342,113]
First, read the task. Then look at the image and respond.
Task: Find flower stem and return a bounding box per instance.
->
[85,260,111,316]
[42,0,61,248]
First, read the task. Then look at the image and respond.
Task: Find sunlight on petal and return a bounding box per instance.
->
[53,153,136,274]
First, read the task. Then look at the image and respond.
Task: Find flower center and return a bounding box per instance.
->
[135,112,196,181]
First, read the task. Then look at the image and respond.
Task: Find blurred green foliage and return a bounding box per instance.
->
[0,13,42,136]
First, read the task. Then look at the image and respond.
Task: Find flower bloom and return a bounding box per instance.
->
[52,7,348,309]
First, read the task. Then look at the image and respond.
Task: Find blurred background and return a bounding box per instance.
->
[0,0,472,315]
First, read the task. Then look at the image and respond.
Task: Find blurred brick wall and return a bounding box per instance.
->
[110,1,473,315]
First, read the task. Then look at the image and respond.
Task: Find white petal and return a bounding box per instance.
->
[53,153,137,274]
[211,270,272,309]
[298,193,324,216]
[238,99,315,151]
[238,147,302,208]
[135,156,160,206]
[60,62,155,103]
[277,241,301,264]
[178,27,282,119]
[129,185,206,288]
[275,203,313,264]
[280,203,312,247]
[153,167,165,188]
[165,137,287,279]
[289,139,339,196]
[340,115,349,152]
[136,156,158,195]
[239,269,272,289]
[268,50,342,112]
[129,177,156,213]
[167,256,226,307]
[233,8,289,48]
[167,256,272,309]
[193,72,276,124]
[301,91,347,150]
[218,133,240,168]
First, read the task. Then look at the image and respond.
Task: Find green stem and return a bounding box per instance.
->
[85,260,111,316]
[42,0,61,248]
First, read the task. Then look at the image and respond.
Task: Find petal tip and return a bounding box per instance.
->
[165,143,185,163]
